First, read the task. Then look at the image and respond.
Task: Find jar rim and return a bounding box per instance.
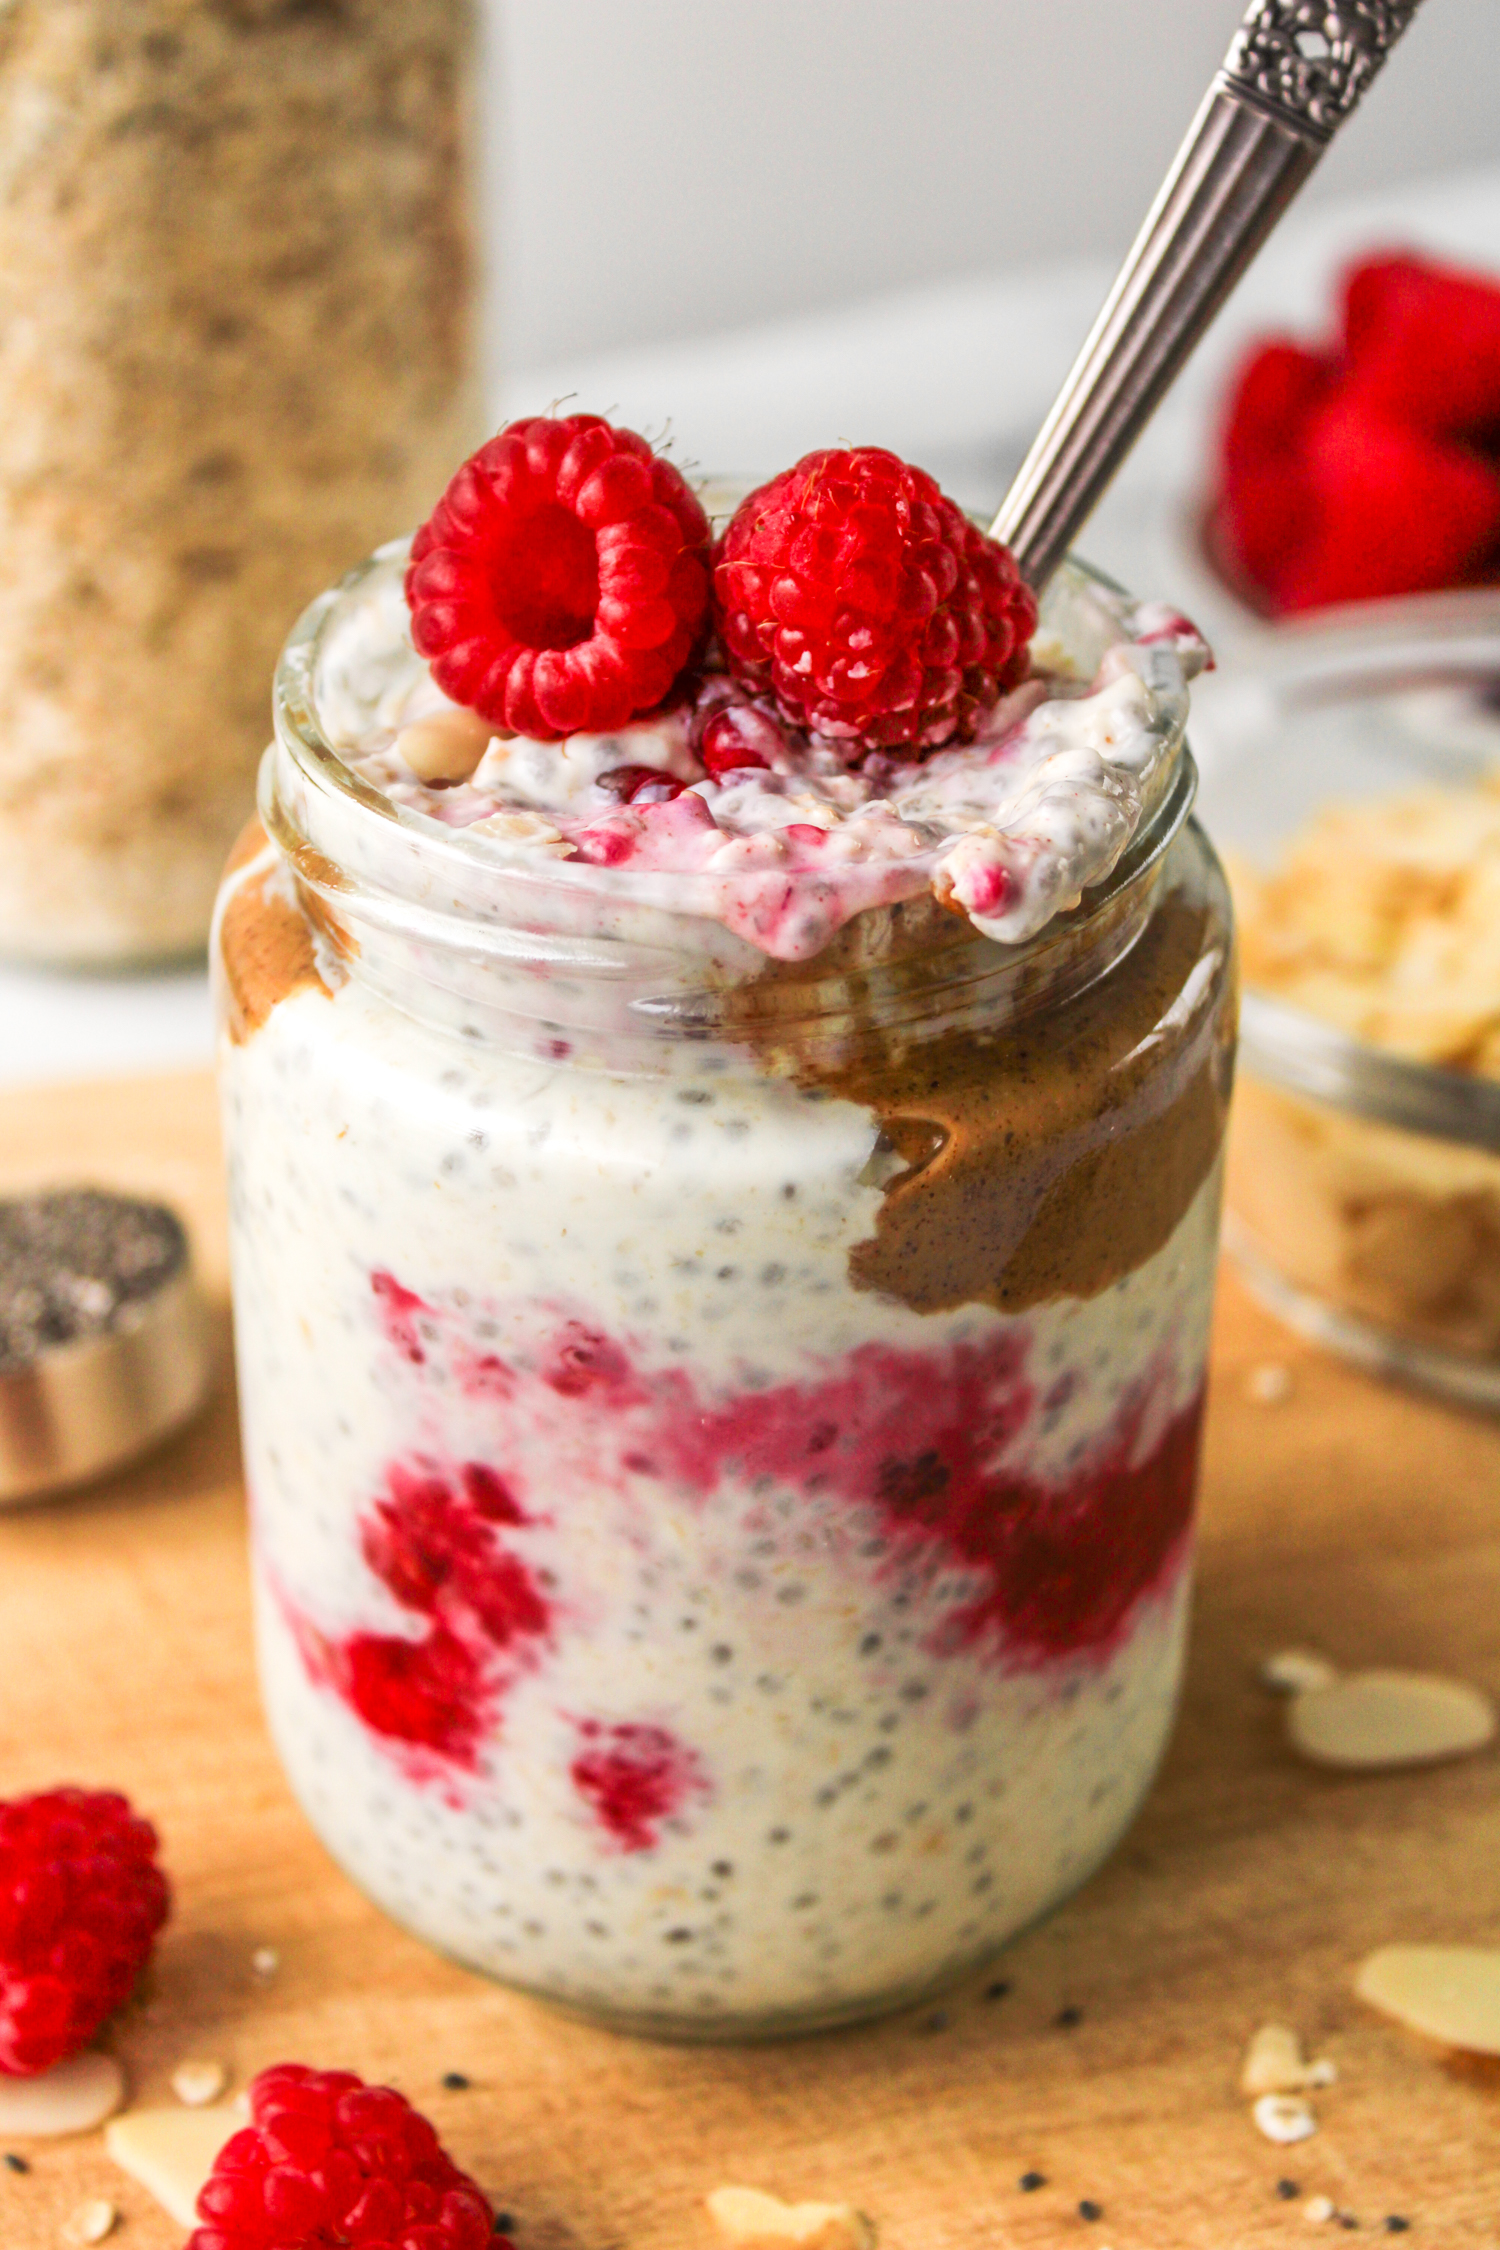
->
[267,540,1195,985]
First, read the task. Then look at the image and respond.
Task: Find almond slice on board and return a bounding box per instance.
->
[706,2186,875,2250]
[1287,1670,1496,1770]
[1356,1944,1500,2054]
[1240,2022,1336,2095]
[105,2104,241,2227]
[61,2201,118,2246]
[1259,1648,1338,1696]
[0,2052,125,2137]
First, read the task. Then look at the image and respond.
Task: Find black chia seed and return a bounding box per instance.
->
[1078,2199,1103,2222]
[985,1978,1012,2000]
[1018,2172,1046,2193]
[1276,2180,1301,2200]
[3,2152,29,2173]
[493,2214,515,2235]
[441,2070,471,2090]
[1383,2222,1410,2235]
[0,1189,186,1370]
[1055,2003,1083,2027]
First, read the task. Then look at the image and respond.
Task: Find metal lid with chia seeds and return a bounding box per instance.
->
[0,1188,211,1505]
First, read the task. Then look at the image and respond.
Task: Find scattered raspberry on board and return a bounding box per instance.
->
[0,1787,169,2077]
[187,2063,499,2250]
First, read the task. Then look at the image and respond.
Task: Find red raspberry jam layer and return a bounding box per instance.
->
[275,1272,1202,1833]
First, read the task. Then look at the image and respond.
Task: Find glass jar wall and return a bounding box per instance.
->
[214,553,1235,2038]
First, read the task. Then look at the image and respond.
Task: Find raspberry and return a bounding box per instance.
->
[188,2064,498,2250]
[595,765,690,804]
[0,1788,169,2076]
[1212,251,1500,614]
[713,447,1037,755]
[406,414,711,740]
[696,703,778,782]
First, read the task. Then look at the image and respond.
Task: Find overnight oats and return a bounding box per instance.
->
[215,420,1235,2037]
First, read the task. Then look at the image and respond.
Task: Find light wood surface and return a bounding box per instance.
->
[1,1069,1499,2248]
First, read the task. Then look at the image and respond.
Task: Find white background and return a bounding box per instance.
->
[493,0,1500,375]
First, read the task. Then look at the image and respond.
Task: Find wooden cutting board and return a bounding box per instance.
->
[1,1069,1498,2250]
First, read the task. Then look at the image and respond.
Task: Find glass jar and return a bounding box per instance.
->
[0,2,478,965]
[215,547,1235,2039]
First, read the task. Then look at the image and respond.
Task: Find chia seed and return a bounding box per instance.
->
[1078,2200,1103,2223]
[1018,2173,1046,2193]
[0,1189,186,1369]
[3,2153,29,2174]
[441,2071,470,2090]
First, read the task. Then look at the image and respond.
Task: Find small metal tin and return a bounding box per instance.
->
[0,1191,211,1505]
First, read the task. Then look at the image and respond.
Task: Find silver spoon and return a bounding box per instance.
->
[992,0,1429,590]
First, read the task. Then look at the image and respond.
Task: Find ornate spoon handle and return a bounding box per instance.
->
[991,0,1427,590]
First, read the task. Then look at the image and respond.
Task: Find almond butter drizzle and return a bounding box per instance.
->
[217,819,333,1044]
[813,888,1233,1315]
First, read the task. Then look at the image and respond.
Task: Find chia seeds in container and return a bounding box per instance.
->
[0,1190,209,1503]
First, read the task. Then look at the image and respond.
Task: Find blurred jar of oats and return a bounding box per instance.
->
[0,0,479,964]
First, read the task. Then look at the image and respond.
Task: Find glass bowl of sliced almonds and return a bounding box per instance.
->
[1192,588,1500,1409]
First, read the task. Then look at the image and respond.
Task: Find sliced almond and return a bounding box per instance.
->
[1259,1649,1338,1696]
[0,2052,126,2137]
[1241,2023,1301,2094]
[1356,1943,1500,2054]
[1240,2022,1338,2094]
[1252,2093,1317,2144]
[171,2058,228,2107]
[706,2185,875,2250]
[61,2201,118,2246]
[105,2103,241,2228]
[1288,1669,1496,1769]
[394,710,495,786]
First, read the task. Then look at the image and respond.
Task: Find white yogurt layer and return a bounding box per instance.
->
[314,545,1207,961]
[221,932,1221,2029]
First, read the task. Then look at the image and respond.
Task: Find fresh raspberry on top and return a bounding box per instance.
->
[406,414,711,740]
[188,2064,498,2250]
[0,1787,169,2076]
[713,447,1037,755]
